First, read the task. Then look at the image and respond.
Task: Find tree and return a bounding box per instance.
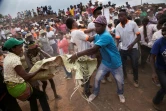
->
[0,14,3,18]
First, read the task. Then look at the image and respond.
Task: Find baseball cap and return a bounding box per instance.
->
[3,38,24,50]
[92,6,102,14]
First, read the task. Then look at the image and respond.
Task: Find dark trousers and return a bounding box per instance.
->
[140,45,151,68]
[0,93,22,111]
[153,69,166,104]
[83,76,91,94]
[120,48,139,81]
[51,43,58,56]
[28,87,50,111]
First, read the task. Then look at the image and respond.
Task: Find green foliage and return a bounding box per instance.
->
[0,14,3,18]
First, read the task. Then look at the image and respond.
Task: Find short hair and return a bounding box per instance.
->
[119,9,128,15]
[66,18,75,30]
[134,19,142,26]
[142,18,149,24]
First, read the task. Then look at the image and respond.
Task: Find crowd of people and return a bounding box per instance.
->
[0,0,166,111]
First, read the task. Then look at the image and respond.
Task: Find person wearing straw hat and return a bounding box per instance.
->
[39,30,54,56]
[24,40,61,100]
[68,15,125,103]
[2,38,51,111]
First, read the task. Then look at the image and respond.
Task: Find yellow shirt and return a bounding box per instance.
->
[69,8,74,16]
[4,52,25,83]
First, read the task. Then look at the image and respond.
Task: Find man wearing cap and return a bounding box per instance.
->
[87,6,112,83]
[68,15,125,103]
[87,6,102,37]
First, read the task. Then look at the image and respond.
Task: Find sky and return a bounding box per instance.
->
[0,0,165,17]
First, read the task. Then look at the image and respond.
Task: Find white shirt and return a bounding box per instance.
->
[116,20,140,50]
[139,24,157,46]
[87,22,96,37]
[4,53,24,83]
[1,30,5,35]
[148,30,162,48]
[70,29,91,52]
[46,31,55,45]
[15,27,21,31]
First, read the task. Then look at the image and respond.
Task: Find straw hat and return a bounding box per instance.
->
[25,33,32,38]
[39,30,46,35]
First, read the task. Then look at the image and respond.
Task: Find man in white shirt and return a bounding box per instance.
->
[66,18,91,97]
[46,25,57,55]
[139,18,157,69]
[87,7,102,37]
[116,9,141,87]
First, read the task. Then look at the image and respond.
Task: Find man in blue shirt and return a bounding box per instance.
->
[68,15,125,103]
[150,22,166,111]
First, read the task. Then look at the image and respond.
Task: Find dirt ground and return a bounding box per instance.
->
[18,63,166,111]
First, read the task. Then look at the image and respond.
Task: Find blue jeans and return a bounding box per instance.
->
[93,63,124,95]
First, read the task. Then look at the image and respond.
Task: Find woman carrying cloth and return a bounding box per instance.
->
[3,38,51,111]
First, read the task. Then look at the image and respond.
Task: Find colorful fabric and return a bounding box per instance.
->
[7,82,26,98]
[94,15,107,25]
[7,82,32,101]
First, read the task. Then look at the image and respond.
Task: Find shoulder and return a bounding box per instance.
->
[100,31,112,39]
[115,24,121,30]
[129,20,137,26]
[4,53,20,63]
[154,37,164,45]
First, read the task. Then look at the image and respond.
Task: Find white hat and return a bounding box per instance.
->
[21,29,24,32]
[147,9,151,12]
[158,7,162,10]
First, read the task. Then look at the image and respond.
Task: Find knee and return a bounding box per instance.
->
[95,71,104,82]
